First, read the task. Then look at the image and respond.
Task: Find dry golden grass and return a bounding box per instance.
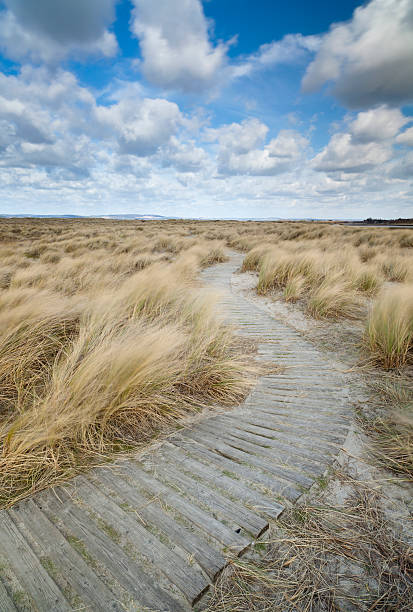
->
[224,221,413,368]
[0,216,412,509]
[365,285,413,369]
[307,278,362,319]
[358,378,413,480]
[206,475,413,611]
[0,219,252,507]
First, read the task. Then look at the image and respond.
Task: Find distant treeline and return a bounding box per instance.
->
[362,218,413,225]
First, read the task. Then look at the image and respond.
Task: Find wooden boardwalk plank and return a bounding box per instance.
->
[224,418,332,463]
[145,458,268,537]
[219,413,346,445]
[9,500,125,612]
[160,443,284,519]
[0,579,17,612]
[93,467,227,581]
[172,436,302,501]
[214,421,329,471]
[73,476,210,606]
[180,426,313,488]
[118,462,251,554]
[37,487,186,612]
[0,512,71,612]
[198,421,324,481]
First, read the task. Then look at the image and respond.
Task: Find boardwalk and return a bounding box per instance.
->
[0,254,352,611]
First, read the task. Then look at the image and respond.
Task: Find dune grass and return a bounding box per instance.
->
[0,220,252,507]
[359,380,413,480]
[307,279,362,319]
[228,221,413,368]
[364,286,413,369]
[0,216,412,507]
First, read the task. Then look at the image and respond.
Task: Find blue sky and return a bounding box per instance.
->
[0,0,412,219]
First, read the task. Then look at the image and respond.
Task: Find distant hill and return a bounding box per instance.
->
[0,214,170,220]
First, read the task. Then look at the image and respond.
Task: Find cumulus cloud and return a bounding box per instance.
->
[0,0,118,62]
[302,0,413,108]
[389,152,413,179]
[232,33,320,79]
[396,127,413,147]
[130,0,227,92]
[0,67,104,177]
[348,106,408,143]
[0,67,98,143]
[312,106,409,174]
[160,137,209,172]
[0,133,93,179]
[205,118,269,154]
[0,94,52,144]
[96,97,182,156]
[312,133,392,174]
[208,119,308,176]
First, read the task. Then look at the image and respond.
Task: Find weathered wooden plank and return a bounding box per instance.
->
[263,389,345,403]
[0,578,18,612]
[172,436,301,501]
[179,426,313,488]
[250,408,349,429]
[246,409,349,430]
[0,512,71,612]
[37,488,186,612]
[197,421,323,481]
[219,414,346,446]
[271,375,343,386]
[230,419,344,452]
[247,393,344,412]
[160,443,284,519]
[215,420,329,469]
[220,412,343,453]
[146,458,268,537]
[258,387,345,403]
[118,462,251,553]
[73,476,209,606]
[223,418,331,463]
[9,500,125,612]
[93,468,227,581]
[249,405,341,423]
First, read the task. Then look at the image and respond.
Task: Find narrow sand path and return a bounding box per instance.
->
[0,254,354,611]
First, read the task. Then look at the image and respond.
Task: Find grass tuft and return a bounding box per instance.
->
[364,286,413,368]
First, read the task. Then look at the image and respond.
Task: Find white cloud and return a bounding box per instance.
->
[302,0,413,108]
[206,118,268,154]
[396,127,413,147]
[0,94,52,144]
[0,67,103,177]
[5,0,116,43]
[130,0,227,92]
[0,66,95,111]
[232,33,320,79]
[312,132,392,174]
[0,1,118,62]
[95,97,182,156]
[389,152,413,179]
[312,106,410,175]
[0,67,98,143]
[348,106,408,143]
[208,119,309,176]
[160,137,209,172]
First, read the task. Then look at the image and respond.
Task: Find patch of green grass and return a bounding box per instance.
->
[315,474,329,490]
